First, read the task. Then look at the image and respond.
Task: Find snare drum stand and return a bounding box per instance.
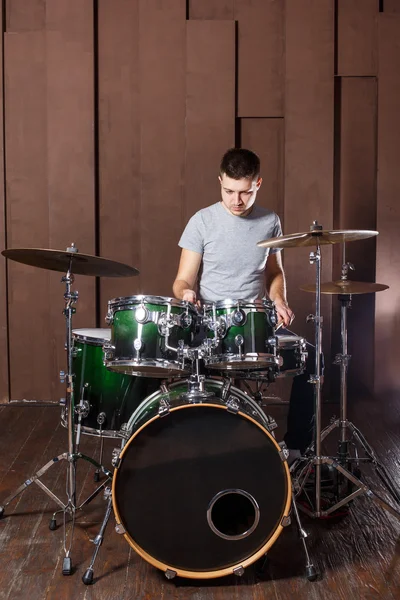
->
[0,247,113,575]
[292,227,400,521]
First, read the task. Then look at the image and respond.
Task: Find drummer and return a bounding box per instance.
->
[172,147,317,460]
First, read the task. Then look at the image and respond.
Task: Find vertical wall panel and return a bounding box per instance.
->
[98,0,142,316]
[0,6,8,403]
[5,0,95,402]
[5,32,52,401]
[46,0,95,401]
[384,1,400,13]
[139,0,186,296]
[189,0,234,19]
[6,0,46,32]
[375,15,400,392]
[236,0,284,117]
[185,20,235,219]
[241,118,284,223]
[336,78,377,392]
[284,0,334,362]
[337,0,378,76]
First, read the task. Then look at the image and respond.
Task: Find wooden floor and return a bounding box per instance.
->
[0,389,399,600]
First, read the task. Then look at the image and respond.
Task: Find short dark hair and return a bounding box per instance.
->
[219,148,260,180]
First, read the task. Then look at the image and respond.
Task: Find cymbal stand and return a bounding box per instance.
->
[292,232,400,520]
[0,245,113,575]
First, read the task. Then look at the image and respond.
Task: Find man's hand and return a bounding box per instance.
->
[274,299,294,328]
[182,289,201,308]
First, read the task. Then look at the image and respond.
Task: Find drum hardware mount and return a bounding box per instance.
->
[290,233,400,520]
[0,246,114,575]
[180,350,214,400]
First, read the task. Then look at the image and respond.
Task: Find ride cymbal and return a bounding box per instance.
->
[300,280,389,295]
[2,247,139,277]
[257,229,378,249]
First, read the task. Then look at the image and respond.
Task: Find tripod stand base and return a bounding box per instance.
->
[292,454,400,521]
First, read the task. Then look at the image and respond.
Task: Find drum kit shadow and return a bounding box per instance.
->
[0,221,399,586]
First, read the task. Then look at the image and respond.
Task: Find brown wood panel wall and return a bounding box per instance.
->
[6,0,46,31]
[190,1,284,118]
[185,20,235,220]
[1,1,400,400]
[384,1,400,13]
[4,0,95,402]
[189,0,234,19]
[46,0,96,397]
[284,0,335,361]
[236,0,284,117]
[0,5,7,403]
[334,77,378,393]
[241,118,284,223]
[98,0,142,315]
[375,15,400,393]
[5,31,52,402]
[139,0,186,297]
[337,0,378,76]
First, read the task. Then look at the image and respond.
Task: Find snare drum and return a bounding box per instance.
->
[276,334,307,378]
[64,329,159,437]
[105,296,197,378]
[203,299,278,371]
[112,379,291,579]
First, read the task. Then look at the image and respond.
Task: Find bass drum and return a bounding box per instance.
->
[112,379,291,579]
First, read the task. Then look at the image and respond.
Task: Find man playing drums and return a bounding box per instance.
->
[173,147,316,457]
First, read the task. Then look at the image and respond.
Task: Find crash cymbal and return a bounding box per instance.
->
[2,247,139,277]
[257,228,378,249]
[300,280,389,295]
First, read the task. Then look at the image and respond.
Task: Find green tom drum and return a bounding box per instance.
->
[104,296,197,378]
[204,299,279,372]
[62,328,159,438]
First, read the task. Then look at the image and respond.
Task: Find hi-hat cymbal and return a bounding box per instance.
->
[300,280,389,295]
[2,247,139,277]
[257,229,378,249]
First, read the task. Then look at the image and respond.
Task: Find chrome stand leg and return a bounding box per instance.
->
[291,492,318,581]
[82,490,113,585]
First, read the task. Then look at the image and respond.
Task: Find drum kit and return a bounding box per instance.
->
[0,221,399,587]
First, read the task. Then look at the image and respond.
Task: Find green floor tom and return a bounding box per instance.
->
[63,328,159,438]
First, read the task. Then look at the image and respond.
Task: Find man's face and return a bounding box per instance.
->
[219,174,262,217]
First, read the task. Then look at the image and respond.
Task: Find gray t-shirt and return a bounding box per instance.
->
[178,201,282,302]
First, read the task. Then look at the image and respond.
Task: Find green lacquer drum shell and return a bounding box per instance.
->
[106,295,197,378]
[204,299,278,371]
[63,328,159,438]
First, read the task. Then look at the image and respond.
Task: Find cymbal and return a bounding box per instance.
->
[300,280,389,295]
[257,229,378,249]
[2,248,139,277]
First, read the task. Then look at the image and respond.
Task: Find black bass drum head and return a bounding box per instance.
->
[112,401,291,579]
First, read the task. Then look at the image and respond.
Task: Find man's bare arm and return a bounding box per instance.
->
[265,252,294,327]
[173,248,202,304]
